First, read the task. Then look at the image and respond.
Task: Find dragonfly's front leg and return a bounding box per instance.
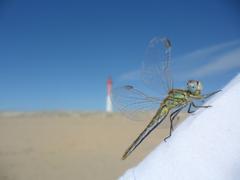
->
[203,90,221,99]
[188,102,211,113]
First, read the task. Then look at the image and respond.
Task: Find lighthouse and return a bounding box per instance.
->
[106,77,113,112]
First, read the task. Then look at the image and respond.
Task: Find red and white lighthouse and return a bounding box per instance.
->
[106,77,113,112]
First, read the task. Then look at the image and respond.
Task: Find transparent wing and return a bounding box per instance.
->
[111,85,162,122]
[142,37,173,95]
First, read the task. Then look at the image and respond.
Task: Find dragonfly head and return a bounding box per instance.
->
[187,80,203,95]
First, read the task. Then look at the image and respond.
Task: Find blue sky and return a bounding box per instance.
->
[0,0,239,111]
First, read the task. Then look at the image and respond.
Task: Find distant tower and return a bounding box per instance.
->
[106,77,113,112]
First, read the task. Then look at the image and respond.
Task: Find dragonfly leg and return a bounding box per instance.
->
[188,102,211,113]
[188,102,194,113]
[169,109,182,131]
[203,90,221,99]
[164,107,184,142]
[192,102,211,108]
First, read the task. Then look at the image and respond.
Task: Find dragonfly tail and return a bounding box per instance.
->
[122,107,169,160]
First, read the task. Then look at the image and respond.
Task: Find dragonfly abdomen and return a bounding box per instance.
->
[122,105,169,160]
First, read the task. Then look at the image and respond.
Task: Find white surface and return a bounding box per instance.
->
[120,74,240,180]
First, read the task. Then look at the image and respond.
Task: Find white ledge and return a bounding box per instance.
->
[120,74,240,180]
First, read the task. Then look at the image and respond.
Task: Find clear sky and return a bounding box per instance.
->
[0,0,239,111]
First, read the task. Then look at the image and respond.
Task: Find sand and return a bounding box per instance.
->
[0,112,187,180]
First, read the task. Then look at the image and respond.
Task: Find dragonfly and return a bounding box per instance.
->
[112,37,221,160]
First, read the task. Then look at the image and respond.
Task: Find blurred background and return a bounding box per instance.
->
[0,0,239,179]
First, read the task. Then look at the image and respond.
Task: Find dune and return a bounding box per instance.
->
[0,110,187,180]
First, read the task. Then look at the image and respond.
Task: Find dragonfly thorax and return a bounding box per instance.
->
[187,80,203,95]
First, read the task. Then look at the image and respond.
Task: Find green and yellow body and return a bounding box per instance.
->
[122,89,207,160]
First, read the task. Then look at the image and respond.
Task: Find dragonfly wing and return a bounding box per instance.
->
[111,85,162,122]
[142,37,173,95]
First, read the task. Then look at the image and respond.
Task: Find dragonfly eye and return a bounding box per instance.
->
[187,80,198,93]
[197,81,203,91]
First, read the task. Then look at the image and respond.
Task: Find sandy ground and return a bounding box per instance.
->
[0,112,187,180]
